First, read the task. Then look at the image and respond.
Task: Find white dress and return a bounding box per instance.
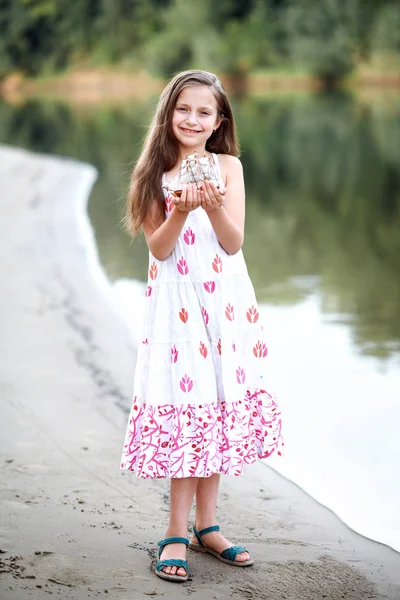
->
[120,153,283,478]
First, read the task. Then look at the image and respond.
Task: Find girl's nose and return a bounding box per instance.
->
[186,113,198,125]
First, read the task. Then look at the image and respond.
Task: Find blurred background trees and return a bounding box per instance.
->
[0,0,399,84]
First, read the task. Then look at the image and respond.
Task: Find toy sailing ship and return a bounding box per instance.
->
[163,151,218,198]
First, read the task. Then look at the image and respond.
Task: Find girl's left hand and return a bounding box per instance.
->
[200,180,226,212]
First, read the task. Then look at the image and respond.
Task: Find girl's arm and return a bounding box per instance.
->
[142,184,200,261]
[202,155,245,255]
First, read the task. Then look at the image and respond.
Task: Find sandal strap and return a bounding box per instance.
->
[220,545,248,562]
[192,524,220,547]
[157,536,189,558]
[156,558,188,572]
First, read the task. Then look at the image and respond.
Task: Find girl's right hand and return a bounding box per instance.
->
[173,183,201,213]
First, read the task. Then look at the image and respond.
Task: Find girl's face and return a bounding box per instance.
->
[171,85,221,154]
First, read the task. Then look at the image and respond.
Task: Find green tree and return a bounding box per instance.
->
[91,0,161,64]
[285,0,355,86]
[0,0,399,84]
[0,0,57,75]
[143,0,218,77]
[215,1,275,77]
[144,0,276,84]
[372,4,400,58]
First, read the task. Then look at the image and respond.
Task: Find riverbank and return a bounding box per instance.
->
[0,145,399,599]
[1,63,399,106]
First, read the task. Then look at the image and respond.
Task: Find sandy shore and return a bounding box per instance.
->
[0,145,399,600]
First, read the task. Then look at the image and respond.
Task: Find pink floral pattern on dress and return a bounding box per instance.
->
[225,303,234,321]
[184,227,195,245]
[177,257,189,275]
[246,305,259,323]
[120,390,283,478]
[171,345,178,363]
[204,281,215,294]
[199,342,208,358]
[236,367,246,384]
[180,375,194,393]
[165,193,174,213]
[201,306,209,325]
[212,254,223,273]
[179,308,188,323]
[149,262,158,280]
[145,286,152,297]
[253,341,268,358]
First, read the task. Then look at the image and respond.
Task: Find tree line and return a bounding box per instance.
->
[0,0,399,84]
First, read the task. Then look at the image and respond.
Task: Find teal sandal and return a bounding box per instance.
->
[189,525,253,567]
[155,536,189,582]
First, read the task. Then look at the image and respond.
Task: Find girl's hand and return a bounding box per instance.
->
[200,180,226,212]
[173,183,201,213]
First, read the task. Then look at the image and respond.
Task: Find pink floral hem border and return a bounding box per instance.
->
[120,389,284,478]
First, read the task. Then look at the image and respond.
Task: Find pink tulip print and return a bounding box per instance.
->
[145,286,152,297]
[165,193,174,213]
[217,339,222,355]
[212,254,223,273]
[149,262,158,281]
[253,341,268,358]
[142,338,149,344]
[246,305,259,323]
[232,342,236,352]
[177,257,189,275]
[204,281,215,294]
[183,227,195,245]
[179,308,189,323]
[236,367,246,384]
[180,374,193,393]
[171,345,178,363]
[225,303,234,321]
[201,306,209,325]
[199,341,208,358]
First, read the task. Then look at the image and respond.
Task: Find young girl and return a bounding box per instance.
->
[120,69,283,582]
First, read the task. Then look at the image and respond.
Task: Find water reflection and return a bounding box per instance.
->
[0,92,399,361]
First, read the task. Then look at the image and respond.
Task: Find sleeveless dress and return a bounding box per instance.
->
[120,153,283,478]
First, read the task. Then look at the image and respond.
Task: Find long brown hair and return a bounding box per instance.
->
[125,70,240,236]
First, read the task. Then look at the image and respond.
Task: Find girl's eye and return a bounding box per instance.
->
[176,107,210,115]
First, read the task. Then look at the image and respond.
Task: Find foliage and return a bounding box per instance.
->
[284,0,355,84]
[0,0,399,81]
[372,4,400,56]
[143,0,217,76]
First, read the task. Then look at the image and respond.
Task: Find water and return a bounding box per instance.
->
[1,91,399,551]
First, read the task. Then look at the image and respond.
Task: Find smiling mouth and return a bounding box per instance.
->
[180,128,201,133]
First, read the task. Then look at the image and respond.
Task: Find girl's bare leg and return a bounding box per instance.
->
[191,474,250,562]
[160,477,198,577]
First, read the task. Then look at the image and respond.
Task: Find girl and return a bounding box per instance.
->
[120,70,283,582]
